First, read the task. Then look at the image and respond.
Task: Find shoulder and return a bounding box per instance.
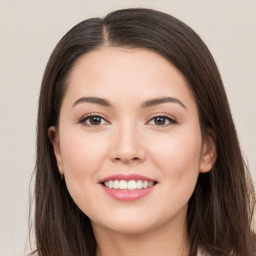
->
[197,249,209,256]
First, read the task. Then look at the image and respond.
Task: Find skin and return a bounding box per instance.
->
[49,47,216,256]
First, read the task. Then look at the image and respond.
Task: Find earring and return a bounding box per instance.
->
[58,166,64,180]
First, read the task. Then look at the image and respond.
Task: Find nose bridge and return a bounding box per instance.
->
[110,118,145,163]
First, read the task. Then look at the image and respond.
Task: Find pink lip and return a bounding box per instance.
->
[100,173,157,202]
[100,173,156,183]
[101,185,156,201]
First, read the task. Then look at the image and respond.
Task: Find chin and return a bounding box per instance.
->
[100,221,156,235]
[91,210,165,235]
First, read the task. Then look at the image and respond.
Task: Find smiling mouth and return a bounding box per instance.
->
[102,180,157,190]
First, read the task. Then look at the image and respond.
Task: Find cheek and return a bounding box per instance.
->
[60,130,106,176]
[59,129,108,214]
[146,127,202,217]
[147,126,202,183]
[59,129,108,199]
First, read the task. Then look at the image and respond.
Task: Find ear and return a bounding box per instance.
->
[48,126,63,171]
[199,130,217,173]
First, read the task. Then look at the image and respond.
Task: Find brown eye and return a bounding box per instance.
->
[147,115,176,126]
[80,115,109,126]
[88,116,102,125]
[154,116,167,125]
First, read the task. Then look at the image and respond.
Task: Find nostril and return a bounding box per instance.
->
[113,156,141,163]
[110,146,146,163]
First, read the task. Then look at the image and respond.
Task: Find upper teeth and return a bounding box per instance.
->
[104,180,154,190]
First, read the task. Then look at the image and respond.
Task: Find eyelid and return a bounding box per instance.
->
[78,113,111,127]
[146,113,177,126]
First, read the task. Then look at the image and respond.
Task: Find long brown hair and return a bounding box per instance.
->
[31,8,255,256]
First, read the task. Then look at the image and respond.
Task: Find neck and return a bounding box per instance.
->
[93,216,189,256]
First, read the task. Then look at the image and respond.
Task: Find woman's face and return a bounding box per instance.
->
[50,47,216,235]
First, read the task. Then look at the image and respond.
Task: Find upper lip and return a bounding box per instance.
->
[100,173,157,183]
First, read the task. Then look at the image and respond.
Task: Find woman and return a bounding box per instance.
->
[32,8,256,256]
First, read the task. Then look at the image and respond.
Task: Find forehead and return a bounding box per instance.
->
[70,47,184,79]
[64,47,195,109]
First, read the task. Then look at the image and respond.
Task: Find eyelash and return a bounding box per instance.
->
[79,114,177,127]
[146,115,177,126]
[79,114,110,127]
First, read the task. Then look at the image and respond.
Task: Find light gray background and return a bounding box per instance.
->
[0,1,255,255]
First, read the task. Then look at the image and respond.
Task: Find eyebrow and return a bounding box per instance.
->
[72,96,186,109]
[141,97,186,109]
[72,97,111,108]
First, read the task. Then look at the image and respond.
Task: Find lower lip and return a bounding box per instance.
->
[101,184,156,201]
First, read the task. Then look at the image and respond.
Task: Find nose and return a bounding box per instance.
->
[109,123,146,164]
